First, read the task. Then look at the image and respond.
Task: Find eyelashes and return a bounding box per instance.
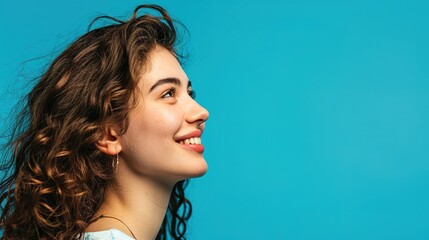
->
[161,88,176,98]
[188,90,196,99]
[161,87,196,99]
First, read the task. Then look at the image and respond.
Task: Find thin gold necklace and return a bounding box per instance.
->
[91,214,138,240]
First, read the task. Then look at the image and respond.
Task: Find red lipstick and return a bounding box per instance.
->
[180,144,204,153]
[175,130,204,153]
[175,130,202,141]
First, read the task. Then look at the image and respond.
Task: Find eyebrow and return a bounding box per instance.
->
[148,77,192,93]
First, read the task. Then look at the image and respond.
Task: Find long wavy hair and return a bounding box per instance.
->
[0,4,192,240]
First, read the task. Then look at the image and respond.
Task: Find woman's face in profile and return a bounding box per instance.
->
[118,46,209,182]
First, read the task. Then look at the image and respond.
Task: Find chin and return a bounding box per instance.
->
[178,158,208,180]
[193,158,208,177]
[192,163,208,178]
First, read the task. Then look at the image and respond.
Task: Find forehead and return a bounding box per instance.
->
[139,46,188,89]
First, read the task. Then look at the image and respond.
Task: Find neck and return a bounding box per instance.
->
[94,174,176,240]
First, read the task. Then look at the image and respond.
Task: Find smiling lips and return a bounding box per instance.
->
[175,131,204,153]
[178,137,201,145]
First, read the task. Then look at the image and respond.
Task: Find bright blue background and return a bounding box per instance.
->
[1,1,428,239]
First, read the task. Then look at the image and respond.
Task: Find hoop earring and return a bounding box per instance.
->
[112,153,119,174]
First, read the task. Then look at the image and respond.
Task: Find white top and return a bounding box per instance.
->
[84,229,135,240]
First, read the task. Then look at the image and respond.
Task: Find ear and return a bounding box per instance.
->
[97,126,122,155]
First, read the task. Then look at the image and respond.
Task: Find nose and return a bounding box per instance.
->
[186,100,209,125]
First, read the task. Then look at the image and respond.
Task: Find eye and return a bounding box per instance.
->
[188,89,196,99]
[162,88,176,98]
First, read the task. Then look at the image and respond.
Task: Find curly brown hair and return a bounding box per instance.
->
[0,4,192,240]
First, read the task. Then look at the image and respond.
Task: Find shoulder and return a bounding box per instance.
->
[83,229,135,240]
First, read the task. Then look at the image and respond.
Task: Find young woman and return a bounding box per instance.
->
[0,4,209,240]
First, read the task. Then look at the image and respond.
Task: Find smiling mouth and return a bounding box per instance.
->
[176,137,204,153]
[177,137,201,145]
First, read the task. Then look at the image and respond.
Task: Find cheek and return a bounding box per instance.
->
[149,107,183,136]
[120,108,184,168]
[123,107,183,148]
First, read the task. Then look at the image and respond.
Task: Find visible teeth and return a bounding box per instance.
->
[178,137,201,145]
